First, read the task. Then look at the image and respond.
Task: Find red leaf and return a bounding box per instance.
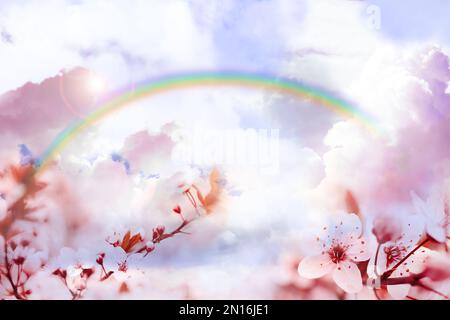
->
[119,282,129,293]
[345,190,360,216]
[172,205,182,214]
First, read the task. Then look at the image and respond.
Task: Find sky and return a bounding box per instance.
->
[0,0,398,92]
[0,0,449,94]
[0,0,450,299]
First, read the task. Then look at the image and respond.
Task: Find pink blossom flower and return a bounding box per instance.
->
[368,214,427,299]
[0,237,47,299]
[113,230,145,254]
[103,229,154,272]
[55,264,95,297]
[152,225,166,243]
[411,190,450,243]
[8,244,47,274]
[297,213,371,293]
[372,214,403,244]
[422,252,450,282]
[51,248,96,299]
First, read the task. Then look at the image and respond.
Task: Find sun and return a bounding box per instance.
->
[86,72,107,94]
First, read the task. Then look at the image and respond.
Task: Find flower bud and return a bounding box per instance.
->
[372,216,402,244]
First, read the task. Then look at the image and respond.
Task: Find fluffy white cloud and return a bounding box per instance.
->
[0,0,216,93]
[316,45,450,212]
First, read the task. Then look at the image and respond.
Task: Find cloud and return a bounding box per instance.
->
[316,46,450,211]
[0,67,98,160]
[121,127,175,176]
[0,0,216,93]
[262,0,385,152]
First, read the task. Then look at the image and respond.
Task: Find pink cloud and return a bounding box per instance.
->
[317,47,450,211]
[121,127,175,175]
[0,68,99,159]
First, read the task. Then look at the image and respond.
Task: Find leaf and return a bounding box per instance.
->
[126,233,143,252]
[193,168,223,214]
[0,165,46,237]
[345,190,360,216]
[120,231,131,252]
[120,231,143,253]
[119,282,129,293]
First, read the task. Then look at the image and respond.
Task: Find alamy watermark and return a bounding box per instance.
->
[171,128,280,175]
[366,4,381,31]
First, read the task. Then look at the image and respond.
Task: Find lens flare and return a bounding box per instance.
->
[86,73,107,94]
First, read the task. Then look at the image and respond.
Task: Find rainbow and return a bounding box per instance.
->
[35,71,380,176]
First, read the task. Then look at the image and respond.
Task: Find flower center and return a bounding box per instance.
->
[384,245,406,268]
[328,244,347,263]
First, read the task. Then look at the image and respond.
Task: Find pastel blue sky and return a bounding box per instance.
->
[1,0,448,154]
[372,0,450,45]
[1,0,448,94]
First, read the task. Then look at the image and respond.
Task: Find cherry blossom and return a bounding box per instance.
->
[421,252,450,282]
[103,230,151,273]
[411,190,450,243]
[53,266,95,300]
[275,253,345,300]
[2,152,450,300]
[413,252,450,300]
[0,235,47,299]
[8,242,47,275]
[368,214,428,299]
[371,214,403,244]
[50,247,98,299]
[107,230,147,254]
[298,213,371,293]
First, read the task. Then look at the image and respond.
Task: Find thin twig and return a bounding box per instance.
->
[2,241,23,300]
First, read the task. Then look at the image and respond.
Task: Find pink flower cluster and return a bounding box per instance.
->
[0,163,218,300]
[297,190,450,299]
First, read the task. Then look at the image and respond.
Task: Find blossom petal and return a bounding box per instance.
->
[427,223,446,243]
[347,237,371,261]
[332,261,363,293]
[392,247,430,278]
[368,246,388,277]
[401,215,425,248]
[387,284,410,300]
[330,213,363,238]
[298,255,334,279]
[23,251,47,274]
[411,191,427,216]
